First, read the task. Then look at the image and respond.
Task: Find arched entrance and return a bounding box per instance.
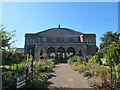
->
[57,47,65,62]
[47,47,55,58]
[79,49,82,56]
[40,49,43,56]
[67,47,75,57]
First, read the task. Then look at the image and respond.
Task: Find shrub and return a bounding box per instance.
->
[90,55,102,65]
[82,70,92,77]
[96,67,110,87]
[88,77,103,88]
[37,59,55,73]
[85,76,90,80]
[77,64,88,74]
[31,78,44,88]
[42,53,49,59]
[96,66,109,76]
[2,50,22,65]
[115,63,120,80]
[86,63,100,76]
[67,56,83,65]
[68,56,78,64]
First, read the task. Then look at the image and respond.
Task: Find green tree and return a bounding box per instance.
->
[100,31,119,53]
[0,25,16,50]
[105,42,120,66]
[0,25,21,65]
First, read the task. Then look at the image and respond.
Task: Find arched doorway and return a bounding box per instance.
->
[67,47,75,57]
[79,49,82,56]
[57,47,65,62]
[47,47,55,58]
[40,49,43,56]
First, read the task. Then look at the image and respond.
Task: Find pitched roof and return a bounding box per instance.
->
[36,28,83,37]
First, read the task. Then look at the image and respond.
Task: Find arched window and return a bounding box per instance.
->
[47,47,55,57]
[67,47,75,57]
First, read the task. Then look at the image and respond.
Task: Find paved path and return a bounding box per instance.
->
[46,63,93,89]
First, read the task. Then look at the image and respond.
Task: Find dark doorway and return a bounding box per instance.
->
[40,49,43,56]
[79,50,82,56]
[57,47,65,63]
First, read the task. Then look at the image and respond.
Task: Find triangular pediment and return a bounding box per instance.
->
[36,28,83,37]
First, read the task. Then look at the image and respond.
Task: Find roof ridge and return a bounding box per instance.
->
[36,27,83,34]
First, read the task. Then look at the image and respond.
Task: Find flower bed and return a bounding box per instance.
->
[67,56,119,89]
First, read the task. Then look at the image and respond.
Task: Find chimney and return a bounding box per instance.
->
[58,24,60,28]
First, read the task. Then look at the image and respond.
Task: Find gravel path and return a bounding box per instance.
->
[46,63,93,89]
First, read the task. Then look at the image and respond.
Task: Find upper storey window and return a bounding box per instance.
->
[42,38,46,42]
[52,38,57,42]
[27,39,30,44]
[30,39,33,43]
[85,39,88,44]
[33,39,35,43]
[27,38,36,44]
[64,38,69,42]
[74,38,79,42]
[85,39,94,45]
[27,38,32,44]
[39,38,41,42]
[91,39,94,45]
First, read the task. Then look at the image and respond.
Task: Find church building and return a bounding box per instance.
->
[24,25,97,62]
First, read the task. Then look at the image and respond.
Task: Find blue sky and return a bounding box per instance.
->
[2,2,118,48]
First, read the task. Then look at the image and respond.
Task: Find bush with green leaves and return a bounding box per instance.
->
[88,77,103,88]
[105,42,120,66]
[36,59,54,73]
[90,55,102,65]
[30,78,44,88]
[96,67,110,87]
[115,63,120,81]
[82,70,92,77]
[67,56,84,65]
[77,64,90,74]
[2,50,25,65]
